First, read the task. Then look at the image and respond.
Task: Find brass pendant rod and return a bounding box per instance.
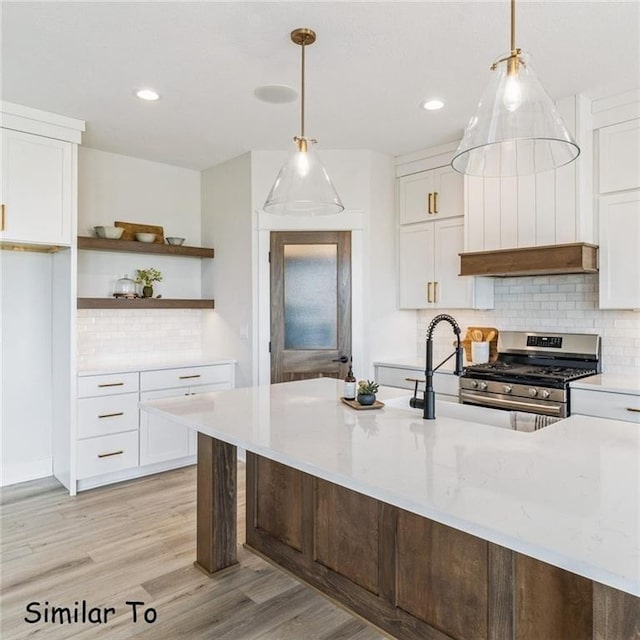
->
[510,0,516,53]
[300,39,305,139]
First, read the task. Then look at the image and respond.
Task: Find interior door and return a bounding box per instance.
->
[270,231,351,383]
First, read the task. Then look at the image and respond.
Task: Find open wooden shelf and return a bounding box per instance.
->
[77,298,215,310]
[77,236,214,258]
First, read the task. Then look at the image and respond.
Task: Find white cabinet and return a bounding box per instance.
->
[598,119,640,194]
[572,388,640,423]
[1,128,73,246]
[139,364,234,466]
[374,363,459,402]
[75,361,235,491]
[398,165,463,224]
[598,191,640,309]
[399,218,493,309]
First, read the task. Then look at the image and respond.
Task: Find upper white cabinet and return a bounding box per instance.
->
[0,102,84,247]
[464,95,593,251]
[1,129,73,245]
[598,119,640,194]
[398,218,493,309]
[598,190,640,309]
[398,165,463,224]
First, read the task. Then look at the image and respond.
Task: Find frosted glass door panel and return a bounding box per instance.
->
[283,244,338,349]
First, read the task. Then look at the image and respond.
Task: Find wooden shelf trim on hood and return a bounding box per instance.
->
[459,243,598,277]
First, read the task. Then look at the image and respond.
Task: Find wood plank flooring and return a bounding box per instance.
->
[1,465,387,639]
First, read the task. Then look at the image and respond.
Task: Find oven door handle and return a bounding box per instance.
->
[460,391,564,416]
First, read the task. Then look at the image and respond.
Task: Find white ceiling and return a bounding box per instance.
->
[2,1,638,170]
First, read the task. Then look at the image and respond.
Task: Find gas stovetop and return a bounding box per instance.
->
[464,361,598,384]
[462,331,601,387]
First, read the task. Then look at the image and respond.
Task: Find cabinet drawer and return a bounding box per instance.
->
[140,364,234,392]
[571,389,640,423]
[77,393,139,439]
[76,431,139,479]
[78,372,139,398]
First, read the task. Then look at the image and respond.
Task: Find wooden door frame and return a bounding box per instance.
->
[269,231,352,383]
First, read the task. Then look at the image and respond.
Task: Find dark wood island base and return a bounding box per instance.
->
[197,435,640,639]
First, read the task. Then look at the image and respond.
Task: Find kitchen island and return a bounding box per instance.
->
[140,378,640,640]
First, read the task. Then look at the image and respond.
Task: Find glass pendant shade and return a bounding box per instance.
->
[452,51,580,177]
[263,138,344,215]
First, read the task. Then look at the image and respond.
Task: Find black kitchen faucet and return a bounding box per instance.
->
[410,314,464,420]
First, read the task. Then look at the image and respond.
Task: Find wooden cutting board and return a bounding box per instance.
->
[459,326,499,362]
[114,221,165,243]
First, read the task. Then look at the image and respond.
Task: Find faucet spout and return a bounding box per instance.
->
[423,314,463,420]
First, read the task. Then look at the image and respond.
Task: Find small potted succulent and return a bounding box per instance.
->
[135,267,163,298]
[357,380,379,406]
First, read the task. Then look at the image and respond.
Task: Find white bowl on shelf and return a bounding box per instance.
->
[94,226,124,239]
[166,237,185,246]
[135,232,156,243]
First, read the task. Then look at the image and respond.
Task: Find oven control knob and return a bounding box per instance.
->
[502,385,512,394]
[470,380,478,388]
[528,388,538,397]
[539,389,551,399]
[478,382,488,390]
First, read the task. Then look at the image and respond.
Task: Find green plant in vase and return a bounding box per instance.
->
[357,379,379,406]
[135,268,163,298]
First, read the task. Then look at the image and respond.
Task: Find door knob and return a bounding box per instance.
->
[332,355,349,363]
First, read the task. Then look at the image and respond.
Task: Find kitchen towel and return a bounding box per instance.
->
[510,412,562,432]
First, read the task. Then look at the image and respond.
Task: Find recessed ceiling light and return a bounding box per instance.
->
[421,99,444,111]
[254,85,298,104]
[136,88,160,101]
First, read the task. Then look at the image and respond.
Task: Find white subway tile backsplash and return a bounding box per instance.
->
[77,309,205,370]
[418,274,640,376]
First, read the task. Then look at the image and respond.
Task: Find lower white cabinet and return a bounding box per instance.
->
[374,363,459,402]
[76,361,235,491]
[398,218,493,309]
[571,388,640,423]
[598,190,640,309]
[139,382,230,465]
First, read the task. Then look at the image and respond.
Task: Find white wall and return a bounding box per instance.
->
[201,153,254,387]
[77,148,206,370]
[1,252,54,484]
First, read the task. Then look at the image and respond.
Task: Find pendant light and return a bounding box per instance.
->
[263,28,344,215]
[451,0,580,177]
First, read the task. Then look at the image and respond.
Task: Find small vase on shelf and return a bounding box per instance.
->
[142,285,153,298]
[357,393,376,406]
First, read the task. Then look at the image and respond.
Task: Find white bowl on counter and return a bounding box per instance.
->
[94,226,124,239]
[135,232,156,243]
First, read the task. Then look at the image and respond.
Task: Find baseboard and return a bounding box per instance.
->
[1,457,53,486]
[76,456,197,492]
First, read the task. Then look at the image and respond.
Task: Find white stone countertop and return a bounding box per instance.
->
[570,374,640,395]
[78,358,236,377]
[140,377,640,597]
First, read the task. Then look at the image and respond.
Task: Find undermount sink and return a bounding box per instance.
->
[383,395,513,430]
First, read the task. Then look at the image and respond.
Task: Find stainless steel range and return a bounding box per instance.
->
[460,331,601,418]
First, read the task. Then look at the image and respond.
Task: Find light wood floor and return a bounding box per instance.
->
[1,465,386,639]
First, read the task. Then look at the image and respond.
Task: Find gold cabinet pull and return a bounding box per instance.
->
[434,281,439,303]
[1,204,5,231]
[627,407,640,413]
[98,382,124,388]
[427,193,433,215]
[98,412,124,419]
[179,374,201,380]
[427,282,433,303]
[433,191,439,213]
[97,450,124,458]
